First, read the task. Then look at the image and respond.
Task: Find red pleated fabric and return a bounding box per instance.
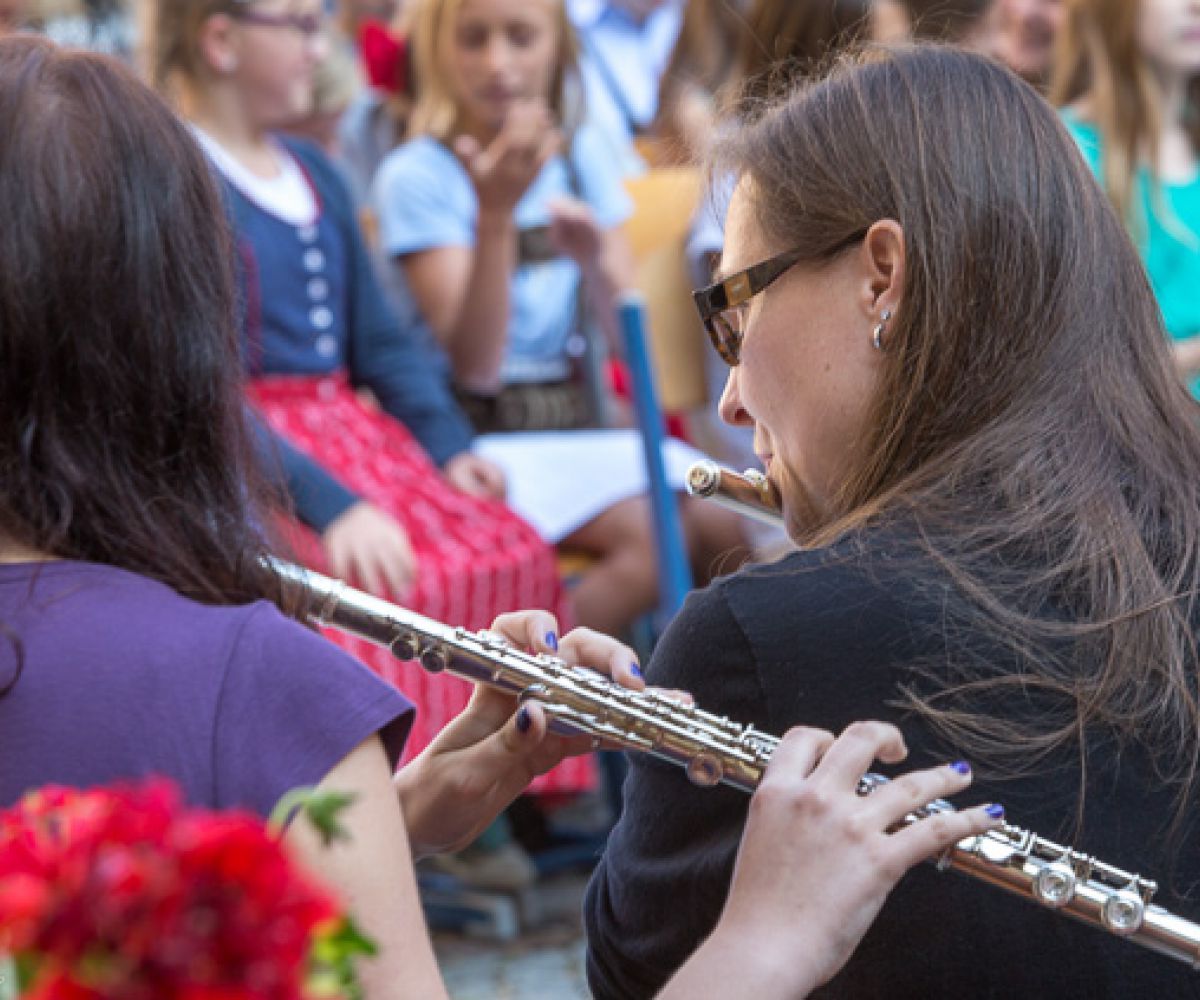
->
[248,373,594,794]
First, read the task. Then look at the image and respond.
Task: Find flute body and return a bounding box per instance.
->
[270,558,1200,969]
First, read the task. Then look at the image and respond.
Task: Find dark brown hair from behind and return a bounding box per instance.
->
[713,44,1200,831]
[0,36,287,611]
[730,0,874,108]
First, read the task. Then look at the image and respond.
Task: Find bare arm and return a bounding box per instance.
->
[402,228,514,392]
[283,736,449,1000]
[395,613,645,858]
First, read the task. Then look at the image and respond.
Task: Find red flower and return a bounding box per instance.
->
[0,780,342,1000]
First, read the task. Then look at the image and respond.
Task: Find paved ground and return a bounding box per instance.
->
[432,873,593,999]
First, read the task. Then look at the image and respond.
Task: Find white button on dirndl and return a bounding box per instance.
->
[315,334,338,358]
[303,248,325,272]
[310,305,333,330]
[307,277,329,300]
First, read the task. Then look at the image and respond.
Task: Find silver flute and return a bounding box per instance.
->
[269,554,1200,969]
[685,460,783,526]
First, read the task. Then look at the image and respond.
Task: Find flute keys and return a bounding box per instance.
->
[420,646,449,673]
[1033,861,1078,908]
[685,754,724,787]
[1102,889,1147,935]
[390,633,419,662]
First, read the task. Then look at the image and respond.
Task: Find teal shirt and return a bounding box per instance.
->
[1062,112,1200,348]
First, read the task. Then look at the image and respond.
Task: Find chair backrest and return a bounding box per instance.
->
[622,166,709,414]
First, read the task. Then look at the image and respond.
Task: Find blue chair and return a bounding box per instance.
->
[617,292,694,621]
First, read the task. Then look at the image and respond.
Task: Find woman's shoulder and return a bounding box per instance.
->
[0,559,345,671]
[0,559,261,632]
[717,529,926,614]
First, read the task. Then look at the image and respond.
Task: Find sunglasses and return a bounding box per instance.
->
[228,6,324,36]
[692,234,864,366]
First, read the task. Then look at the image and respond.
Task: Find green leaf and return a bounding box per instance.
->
[307,916,379,1000]
[268,787,357,847]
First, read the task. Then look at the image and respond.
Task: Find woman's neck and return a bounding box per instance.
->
[179,84,281,179]
[0,536,55,564]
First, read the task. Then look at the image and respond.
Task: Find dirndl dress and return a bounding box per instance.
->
[248,371,593,794]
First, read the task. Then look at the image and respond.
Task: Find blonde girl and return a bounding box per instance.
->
[1052,0,1200,389]
[374,0,748,636]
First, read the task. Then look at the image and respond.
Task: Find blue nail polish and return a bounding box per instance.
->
[985,803,1005,820]
[949,760,971,775]
[545,631,558,651]
[516,707,531,733]
[630,663,643,679]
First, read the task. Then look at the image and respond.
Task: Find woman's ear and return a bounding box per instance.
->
[857,219,906,319]
[196,11,241,75]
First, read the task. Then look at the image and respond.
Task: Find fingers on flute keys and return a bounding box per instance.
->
[765,721,1003,873]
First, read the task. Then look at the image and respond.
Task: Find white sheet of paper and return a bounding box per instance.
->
[473,429,709,542]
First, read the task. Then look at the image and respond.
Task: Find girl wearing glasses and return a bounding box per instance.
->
[372,0,750,637]
[144,0,593,790]
[586,45,1200,998]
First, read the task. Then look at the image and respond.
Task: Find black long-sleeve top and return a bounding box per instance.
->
[585,533,1200,999]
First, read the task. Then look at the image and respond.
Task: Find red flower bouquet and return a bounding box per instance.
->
[0,781,369,1000]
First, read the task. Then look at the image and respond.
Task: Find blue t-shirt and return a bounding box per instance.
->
[372,127,633,385]
[568,0,684,174]
[1062,112,1200,345]
[0,561,413,817]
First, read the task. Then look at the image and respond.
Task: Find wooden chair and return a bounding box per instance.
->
[621,166,710,417]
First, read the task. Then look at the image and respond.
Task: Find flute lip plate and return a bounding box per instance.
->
[685,459,720,496]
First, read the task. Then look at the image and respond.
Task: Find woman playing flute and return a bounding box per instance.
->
[586,44,1200,998]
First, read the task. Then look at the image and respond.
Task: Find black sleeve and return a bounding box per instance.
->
[583,582,772,1000]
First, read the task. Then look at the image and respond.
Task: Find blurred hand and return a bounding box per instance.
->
[322,501,417,598]
[547,196,604,269]
[695,721,1002,998]
[396,611,646,857]
[453,101,561,217]
[444,452,507,500]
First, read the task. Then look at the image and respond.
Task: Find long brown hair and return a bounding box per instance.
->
[0,36,285,610]
[1051,0,1200,231]
[715,45,1200,826]
[730,0,873,107]
[901,0,994,42]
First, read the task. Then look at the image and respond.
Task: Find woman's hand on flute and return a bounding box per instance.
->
[394,610,645,858]
[660,721,1003,1000]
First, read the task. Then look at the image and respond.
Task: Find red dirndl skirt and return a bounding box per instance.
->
[248,373,593,794]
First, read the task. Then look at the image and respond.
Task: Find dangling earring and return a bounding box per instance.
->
[872,309,892,352]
